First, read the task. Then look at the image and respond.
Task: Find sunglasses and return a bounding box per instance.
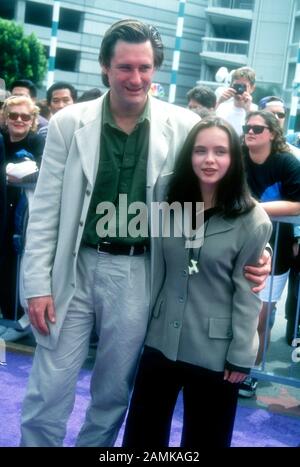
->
[8,112,32,122]
[272,111,286,119]
[243,125,270,135]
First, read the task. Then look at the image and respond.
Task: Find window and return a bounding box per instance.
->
[25,1,52,28]
[56,49,79,72]
[43,46,79,72]
[0,0,16,20]
[59,8,82,33]
[25,2,82,32]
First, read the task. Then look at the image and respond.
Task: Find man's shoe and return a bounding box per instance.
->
[1,326,31,342]
[238,376,258,398]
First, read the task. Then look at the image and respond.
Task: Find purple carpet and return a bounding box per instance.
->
[1,350,300,447]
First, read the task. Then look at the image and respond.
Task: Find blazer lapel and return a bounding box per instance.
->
[74,96,104,186]
[205,215,235,237]
[147,97,174,189]
[180,212,235,243]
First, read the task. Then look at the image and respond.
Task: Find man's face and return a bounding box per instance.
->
[232,78,253,94]
[232,78,254,102]
[188,99,204,111]
[50,88,74,114]
[11,86,32,99]
[265,103,286,129]
[102,39,155,112]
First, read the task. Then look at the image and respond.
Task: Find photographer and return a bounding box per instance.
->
[216,66,257,135]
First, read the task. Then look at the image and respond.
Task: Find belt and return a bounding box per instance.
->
[84,241,149,256]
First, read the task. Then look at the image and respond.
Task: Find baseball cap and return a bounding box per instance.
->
[258,96,286,110]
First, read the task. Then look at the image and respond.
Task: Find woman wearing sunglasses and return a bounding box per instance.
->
[0,95,45,336]
[258,96,300,345]
[122,117,272,448]
[240,110,300,397]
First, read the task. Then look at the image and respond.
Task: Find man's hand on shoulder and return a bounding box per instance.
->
[244,249,271,293]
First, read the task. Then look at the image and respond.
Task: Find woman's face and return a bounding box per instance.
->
[244,115,274,151]
[5,103,33,141]
[191,126,231,190]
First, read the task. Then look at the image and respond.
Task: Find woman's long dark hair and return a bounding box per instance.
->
[167,117,254,217]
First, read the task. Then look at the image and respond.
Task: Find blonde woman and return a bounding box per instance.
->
[2,95,42,169]
[0,95,45,328]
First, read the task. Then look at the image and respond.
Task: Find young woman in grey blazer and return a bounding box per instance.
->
[123,117,272,448]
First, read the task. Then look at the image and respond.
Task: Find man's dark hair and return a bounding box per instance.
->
[168,117,254,218]
[186,86,216,109]
[10,79,37,99]
[46,81,78,105]
[99,19,164,88]
[77,88,102,103]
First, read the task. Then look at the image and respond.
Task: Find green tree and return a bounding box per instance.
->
[0,18,47,90]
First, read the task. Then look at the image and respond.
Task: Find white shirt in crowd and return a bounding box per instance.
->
[216,99,258,136]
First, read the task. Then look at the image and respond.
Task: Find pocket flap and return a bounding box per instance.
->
[209,318,232,339]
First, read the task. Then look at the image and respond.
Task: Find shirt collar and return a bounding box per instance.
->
[102,91,150,129]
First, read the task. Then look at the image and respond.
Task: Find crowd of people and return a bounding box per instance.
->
[0,79,82,340]
[1,17,299,448]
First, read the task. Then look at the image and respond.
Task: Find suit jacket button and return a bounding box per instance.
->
[86,189,91,196]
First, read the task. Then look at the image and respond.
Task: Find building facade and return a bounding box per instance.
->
[0,0,300,110]
[0,0,206,105]
[199,0,300,126]
[200,1,294,93]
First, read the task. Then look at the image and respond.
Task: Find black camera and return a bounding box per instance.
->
[232,83,246,95]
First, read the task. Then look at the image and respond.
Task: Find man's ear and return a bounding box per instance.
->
[101,66,110,87]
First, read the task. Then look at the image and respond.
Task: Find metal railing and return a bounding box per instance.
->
[208,0,255,10]
[251,215,300,388]
[201,37,249,55]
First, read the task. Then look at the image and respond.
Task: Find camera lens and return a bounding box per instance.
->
[233,84,246,94]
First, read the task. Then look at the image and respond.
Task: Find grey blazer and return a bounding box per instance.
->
[145,203,272,372]
[23,93,200,349]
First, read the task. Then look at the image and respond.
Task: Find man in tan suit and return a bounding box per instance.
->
[20,19,271,447]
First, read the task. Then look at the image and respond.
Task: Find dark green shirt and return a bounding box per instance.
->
[82,93,150,246]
